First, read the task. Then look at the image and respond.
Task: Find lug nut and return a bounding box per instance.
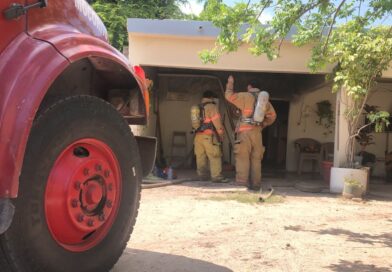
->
[106,200,113,208]
[98,214,105,222]
[83,168,89,176]
[95,164,102,171]
[74,181,81,190]
[87,219,94,227]
[71,199,79,208]
[77,214,84,222]
[104,170,110,178]
[108,183,113,191]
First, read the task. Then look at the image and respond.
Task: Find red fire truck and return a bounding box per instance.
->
[0,1,156,271]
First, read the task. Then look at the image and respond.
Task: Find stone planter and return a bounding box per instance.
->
[330,167,370,194]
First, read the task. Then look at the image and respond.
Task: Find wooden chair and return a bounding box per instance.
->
[294,138,322,175]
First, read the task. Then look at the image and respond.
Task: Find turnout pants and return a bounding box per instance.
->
[234,128,264,188]
[194,134,222,180]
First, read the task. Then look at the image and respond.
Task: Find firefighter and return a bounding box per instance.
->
[193,91,227,182]
[225,75,277,190]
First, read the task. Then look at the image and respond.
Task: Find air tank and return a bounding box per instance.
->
[253,91,270,123]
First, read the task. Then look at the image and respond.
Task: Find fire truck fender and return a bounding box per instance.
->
[0,33,150,199]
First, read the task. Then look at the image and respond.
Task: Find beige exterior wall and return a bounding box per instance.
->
[129,34,324,74]
[286,87,336,172]
[128,33,392,78]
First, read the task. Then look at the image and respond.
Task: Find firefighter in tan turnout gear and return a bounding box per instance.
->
[225,76,276,190]
[192,91,228,182]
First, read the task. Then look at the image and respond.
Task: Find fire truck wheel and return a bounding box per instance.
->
[0,95,142,272]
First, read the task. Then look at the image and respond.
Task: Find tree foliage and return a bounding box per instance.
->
[90,0,188,50]
[200,0,392,166]
[198,0,226,21]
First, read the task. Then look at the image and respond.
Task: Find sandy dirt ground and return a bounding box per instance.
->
[112,182,392,272]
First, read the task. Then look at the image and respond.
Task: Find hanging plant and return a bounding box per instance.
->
[315,100,334,136]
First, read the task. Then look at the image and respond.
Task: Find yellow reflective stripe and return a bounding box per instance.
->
[266,112,276,117]
[204,113,221,123]
[238,125,255,132]
[210,113,221,121]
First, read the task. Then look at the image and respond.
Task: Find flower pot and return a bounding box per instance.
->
[342,183,364,199]
[354,155,363,167]
[330,167,369,194]
[321,161,333,184]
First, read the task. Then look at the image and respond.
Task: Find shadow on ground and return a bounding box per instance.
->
[112,249,233,272]
[325,260,391,272]
[284,226,392,247]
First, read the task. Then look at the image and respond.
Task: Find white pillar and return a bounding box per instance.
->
[333,89,350,167]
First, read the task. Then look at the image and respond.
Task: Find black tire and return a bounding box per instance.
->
[0,96,142,272]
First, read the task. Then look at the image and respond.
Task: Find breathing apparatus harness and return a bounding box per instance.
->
[240,92,262,126]
[195,101,216,133]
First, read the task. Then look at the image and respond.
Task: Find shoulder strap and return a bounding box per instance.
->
[246,92,258,116]
[199,102,216,121]
[201,101,216,107]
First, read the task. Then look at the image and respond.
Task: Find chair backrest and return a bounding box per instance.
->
[294,138,321,153]
[321,142,334,161]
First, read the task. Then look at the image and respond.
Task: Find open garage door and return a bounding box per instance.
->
[141,66,326,174]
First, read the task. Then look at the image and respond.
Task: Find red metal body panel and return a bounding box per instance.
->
[34,26,131,73]
[27,0,108,42]
[0,33,69,198]
[0,0,25,51]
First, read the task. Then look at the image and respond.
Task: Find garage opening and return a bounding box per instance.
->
[263,100,289,169]
[142,66,326,177]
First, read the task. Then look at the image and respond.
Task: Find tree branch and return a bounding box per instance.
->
[255,0,273,23]
[274,0,325,52]
[245,0,252,13]
[323,0,347,55]
[349,122,372,139]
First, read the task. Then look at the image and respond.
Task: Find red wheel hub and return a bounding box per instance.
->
[45,139,121,252]
[83,182,102,206]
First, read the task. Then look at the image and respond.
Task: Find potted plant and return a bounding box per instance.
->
[330,102,388,194]
[342,177,365,199]
[329,100,389,194]
[355,128,376,169]
[315,100,334,136]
